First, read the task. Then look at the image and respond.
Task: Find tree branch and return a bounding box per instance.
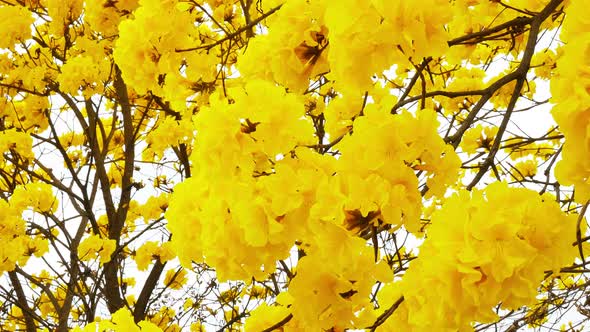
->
[366,296,405,331]
[175,4,284,52]
[466,0,564,190]
[260,313,293,332]
[8,271,37,332]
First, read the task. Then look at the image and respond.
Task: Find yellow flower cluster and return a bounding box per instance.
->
[58,54,110,97]
[46,0,83,36]
[134,241,175,271]
[0,129,34,163]
[167,80,317,281]
[84,0,139,37]
[147,306,181,331]
[166,77,460,327]
[336,106,460,214]
[512,159,538,181]
[113,0,219,110]
[0,183,55,273]
[5,95,50,133]
[326,0,451,93]
[244,302,292,332]
[167,82,459,279]
[78,234,116,264]
[10,182,57,214]
[238,0,329,93]
[38,283,66,319]
[286,223,392,330]
[144,117,194,159]
[461,125,498,154]
[0,47,56,97]
[551,0,590,201]
[114,0,194,95]
[0,5,34,49]
[239,0,453,94]
[438,67,487,116]
[73,308,162,332]
[163,268,188,290]
[377,183,577,331]
[532,49,558,80]
[133,194,170,223]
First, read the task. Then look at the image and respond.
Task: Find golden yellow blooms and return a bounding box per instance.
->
[239,0,452,94]
[138,194,169,222]
[378,183,577,331]
[0,129,34,162]
[113,0,198,107]
[58,131,86,148]
[73,308,163,332]
[512,159,538,180]
[84,0,139,36]
[10,182,57,213]
[0,202,29,272]
[166,73,460,289]
[0,183,55,273]
[166,80,317,281]
[190,321,207,332]
[58,55,109,97]
[148,306,180,331]
[0,0,583,330]
[551,0,590,201]
[163,268,188,289]
[0,5,34,49]
[78,234,116,264]
[287,223,392,330]
[532,50,558,80]
[134,241,175,271]
[335,107,460,230]
[238,0,329,93]
[322,94,362,138]
[4,95,50,133]
[46,0,83,36]
[325,0,451,93]
[244,303,292,331]
[144,117,194,159]
[461,125,498,154]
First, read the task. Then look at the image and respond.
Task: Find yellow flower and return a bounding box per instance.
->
[461,125,498,154]
[78,234,116,264]
[244,303,291,332]
[10,183,58,213]
[58,55,108,97]
[134,241,158,271]
[512,159,538,180]
[190,322,207,332]
[392,183,577,330]
[0,5,34,49]
[163,268,188,290]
